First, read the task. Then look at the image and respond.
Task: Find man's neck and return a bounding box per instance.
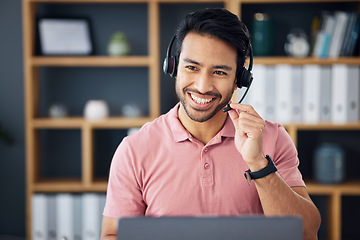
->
[178,104,228,145]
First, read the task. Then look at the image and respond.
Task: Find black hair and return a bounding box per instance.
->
[175,8,251,71]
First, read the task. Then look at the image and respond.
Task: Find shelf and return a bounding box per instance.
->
[27,0,230,3]
[32,179,360,194]
[306,180,360,195]
[26,0,155,3]
[31,117,153,129]
[283,122,360,131]
[32,179,107,192]
[31,119,360,130]
[253,57,360,65]
[27,0,360,3]
[240,0,360,3]
[89,116,153,128]
[30,56,151,67]
[31,117,84,128]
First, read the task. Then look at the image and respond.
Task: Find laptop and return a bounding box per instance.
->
[117,216,303,240]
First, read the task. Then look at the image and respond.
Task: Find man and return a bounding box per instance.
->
[101,8,321,240]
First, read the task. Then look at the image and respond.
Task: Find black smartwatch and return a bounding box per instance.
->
[244,155,277,186]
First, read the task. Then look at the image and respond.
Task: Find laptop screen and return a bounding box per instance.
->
[117,216,303,240]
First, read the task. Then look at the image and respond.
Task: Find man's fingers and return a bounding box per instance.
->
[229,104,265,126]
[228,109,265,135]
[229,103,261,118]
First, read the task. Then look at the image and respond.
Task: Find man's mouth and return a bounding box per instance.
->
[190,93,215,104]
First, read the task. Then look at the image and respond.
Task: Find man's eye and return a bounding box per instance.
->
[214,71,227,75]
[186,65,197,71]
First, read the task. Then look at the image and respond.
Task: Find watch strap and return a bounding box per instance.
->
[244,155,277,186]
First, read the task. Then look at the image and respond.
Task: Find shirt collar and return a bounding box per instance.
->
[168,103,235,142]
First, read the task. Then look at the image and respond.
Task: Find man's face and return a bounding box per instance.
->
[176,32,238,123]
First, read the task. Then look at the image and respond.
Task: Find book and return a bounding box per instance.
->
[313,11,333,58]
[340,12,357,56]
[310,14,321,56]
[319,13,335,58]
[328,11,350,58]
[345,14,360,56]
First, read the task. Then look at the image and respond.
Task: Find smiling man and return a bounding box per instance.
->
[101,8,321,240]
[177,32,236,121]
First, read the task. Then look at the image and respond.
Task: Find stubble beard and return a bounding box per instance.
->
[176,85,233,123]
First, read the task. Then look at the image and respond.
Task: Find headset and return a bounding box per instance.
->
[163,35,254,112]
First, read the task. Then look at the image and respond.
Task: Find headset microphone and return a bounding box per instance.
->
[162,35,254,112]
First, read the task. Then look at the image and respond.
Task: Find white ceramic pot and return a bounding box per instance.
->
[84,100,109,121]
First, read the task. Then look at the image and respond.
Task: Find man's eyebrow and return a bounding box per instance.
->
[213,65,233,71]
[183,57,202,66]
[183,57,233,71]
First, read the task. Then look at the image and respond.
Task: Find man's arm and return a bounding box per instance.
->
[227,103,321,240]
[254,171,321,240]
[101,216,118,240]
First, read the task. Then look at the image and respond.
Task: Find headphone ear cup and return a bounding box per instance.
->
[170,56,177,77]
[162,56,171,75]
[163,56,177,78]
[237,67,252,88]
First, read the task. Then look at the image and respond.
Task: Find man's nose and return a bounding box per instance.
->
[193,72,214,94]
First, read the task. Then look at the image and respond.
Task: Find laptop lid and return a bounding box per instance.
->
[117,216,303,240]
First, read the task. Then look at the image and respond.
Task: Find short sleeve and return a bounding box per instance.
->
[103,137,146,218]
[273,124,306,188]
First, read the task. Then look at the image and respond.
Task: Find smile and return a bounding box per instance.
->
[190,93,214,104]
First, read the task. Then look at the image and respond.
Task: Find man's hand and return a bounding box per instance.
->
[227,103,267,170]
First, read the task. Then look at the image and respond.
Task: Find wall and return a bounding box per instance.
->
[0,0,26,237]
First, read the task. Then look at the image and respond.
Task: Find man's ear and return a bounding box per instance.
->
[233,79,238,91]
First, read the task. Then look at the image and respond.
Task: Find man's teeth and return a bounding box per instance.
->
[191,94,213,104]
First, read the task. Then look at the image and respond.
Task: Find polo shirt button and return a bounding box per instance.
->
[204,148,208,152]
[204,163,210,169]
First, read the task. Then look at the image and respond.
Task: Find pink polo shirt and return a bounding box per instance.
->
[103,104,305,218]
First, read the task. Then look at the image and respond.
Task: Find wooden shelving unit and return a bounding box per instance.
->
[254,56,360,65]
[23,0,360,240]
[30,56,152,66]
[23,0,161,239]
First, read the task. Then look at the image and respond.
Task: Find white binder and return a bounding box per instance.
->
[73,194,83,240]
[47,194,57,240]
[265,66,276,122]
[303,65,322,123]
[56,193,74,240]
[32,194,47,240]
[331,64,360,123]
[319,66,332,122]
[82,193,102,240]
[248,64,267,119]
[275,64,293,124]
[291,66,303,123]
